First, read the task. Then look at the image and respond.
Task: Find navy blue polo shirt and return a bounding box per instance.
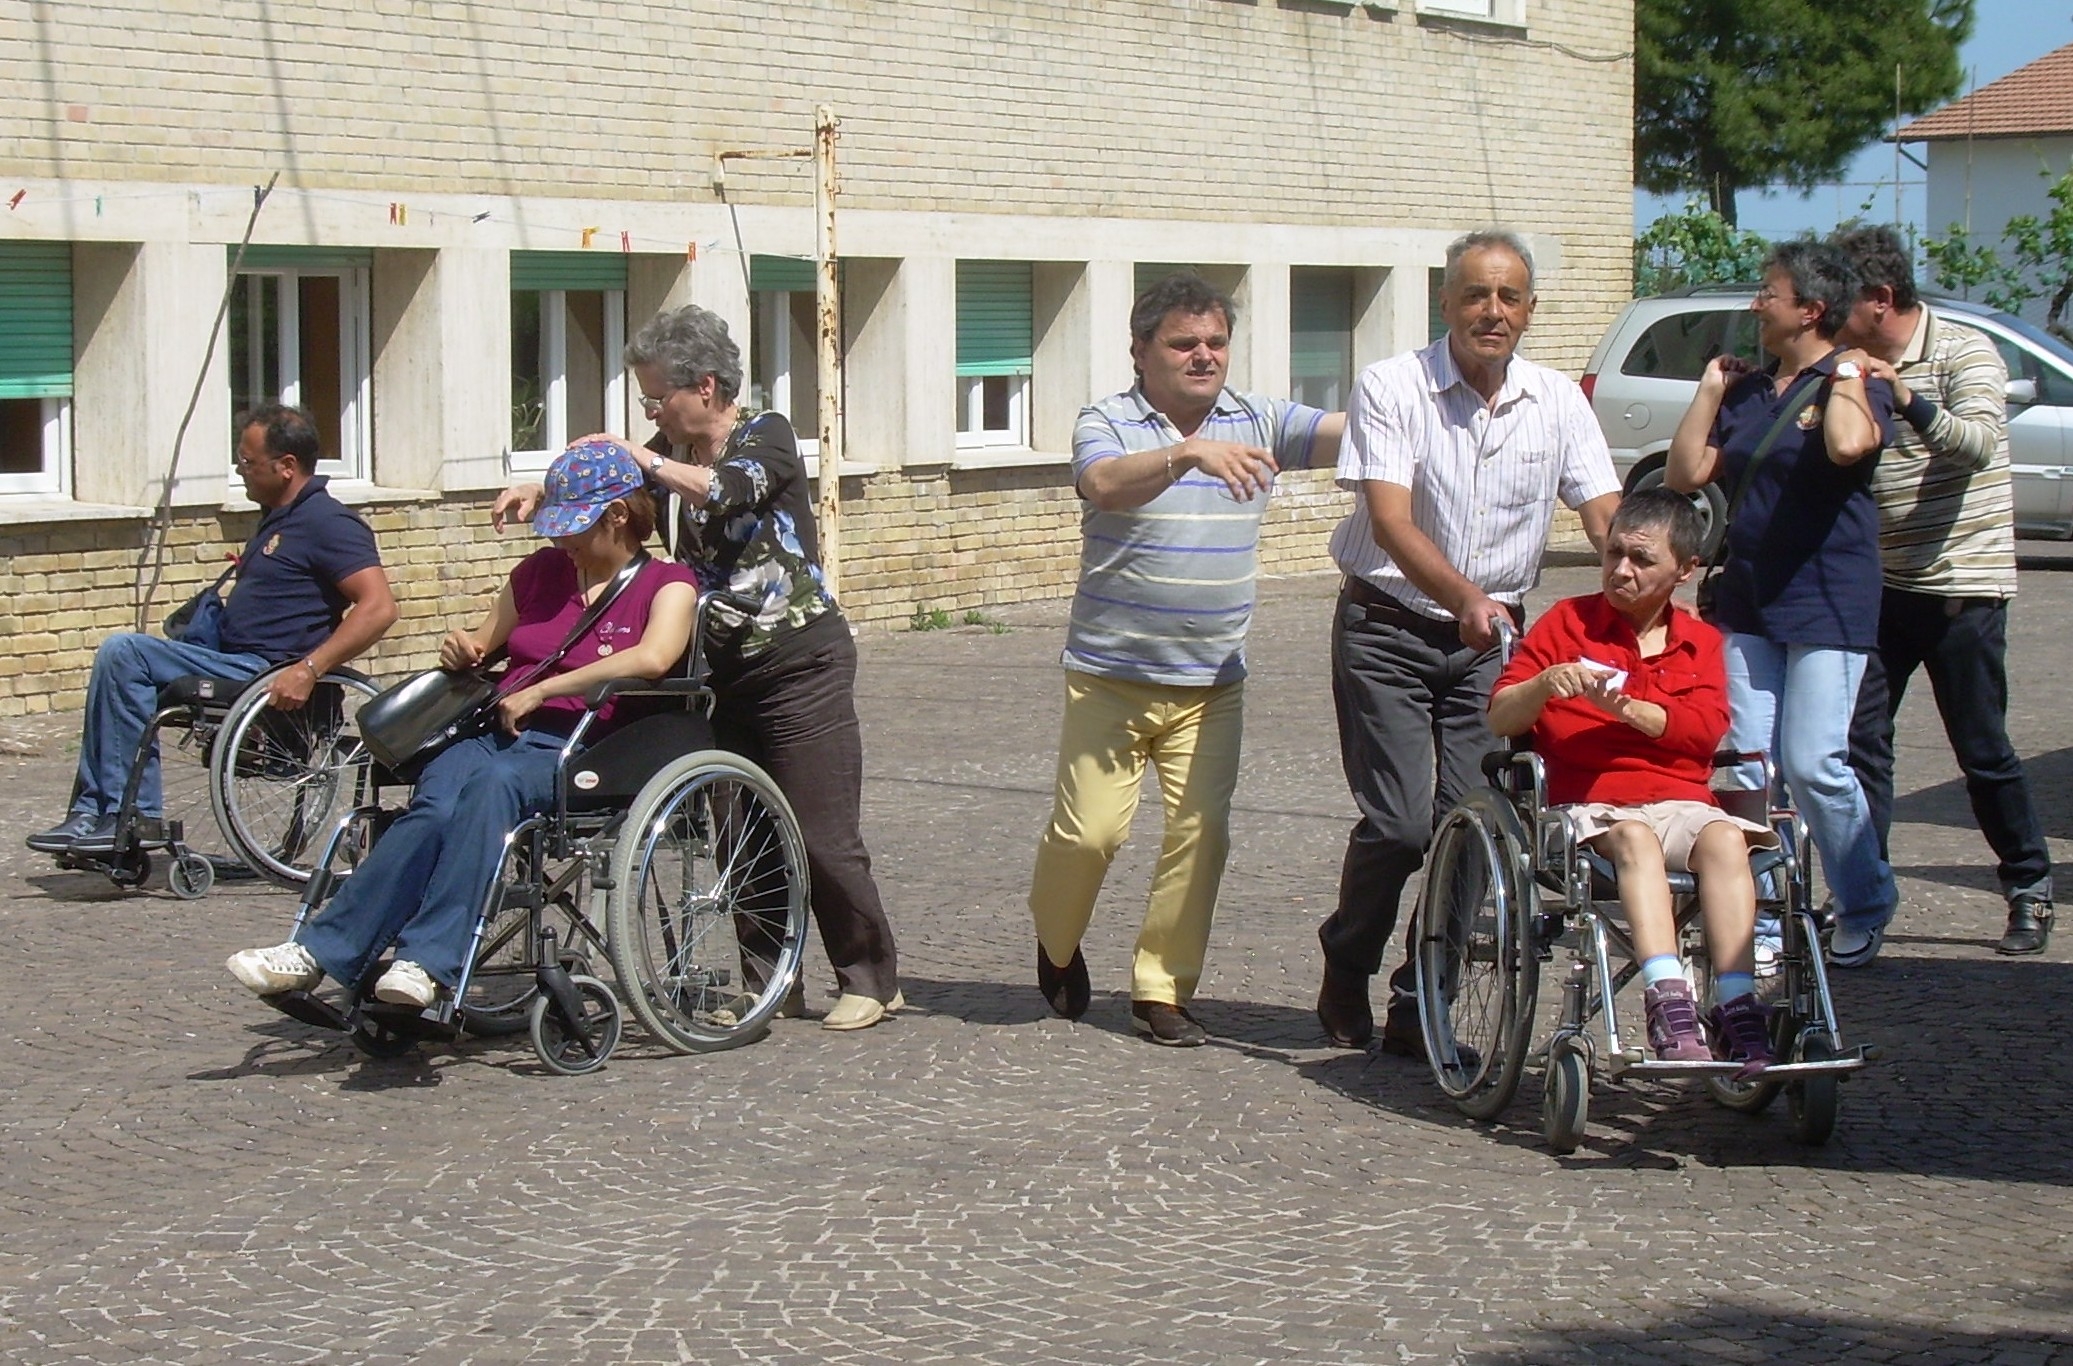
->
[1708,355,1894,650]
[217,477,383,662]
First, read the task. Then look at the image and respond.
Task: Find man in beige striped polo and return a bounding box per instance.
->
[1831,225,2054,956]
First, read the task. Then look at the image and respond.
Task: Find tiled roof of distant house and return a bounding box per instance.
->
[1900,43,2073,141]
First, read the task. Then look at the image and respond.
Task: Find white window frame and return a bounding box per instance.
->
[0,396,72,497]
[753,288,820,457]
[1417,0,1522,24]
[234,266,373,482]
[508,287,628,475]
[956,373,1030,450]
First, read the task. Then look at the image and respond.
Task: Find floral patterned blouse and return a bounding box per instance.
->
[658,411,839,668]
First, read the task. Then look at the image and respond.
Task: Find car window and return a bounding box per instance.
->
[1993,334,2073,406]
[1620,310,1764,381]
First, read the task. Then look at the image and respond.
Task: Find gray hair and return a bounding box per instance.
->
[1762,238,1861,340]
[624,304,744,405]
[1443,229,1536,293]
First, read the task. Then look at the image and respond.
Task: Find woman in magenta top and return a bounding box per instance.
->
[226,440,695,1009]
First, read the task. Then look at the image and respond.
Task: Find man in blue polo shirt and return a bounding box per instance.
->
[28,405,397,857]
[1025,271,1344,1045]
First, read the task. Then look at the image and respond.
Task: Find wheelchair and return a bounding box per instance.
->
[1412,724,1874,1153]
[259,601,812,1075]
[53,663,379,898]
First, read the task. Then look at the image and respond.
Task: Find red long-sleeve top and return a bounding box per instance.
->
[1492,594,1729,807]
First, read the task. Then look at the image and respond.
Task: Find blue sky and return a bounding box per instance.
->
[1634,0,2073,235]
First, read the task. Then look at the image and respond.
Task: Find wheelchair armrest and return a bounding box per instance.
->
[1712,749,1767,768]
[583,676,707,707]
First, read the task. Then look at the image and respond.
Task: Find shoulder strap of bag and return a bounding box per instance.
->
[502,551,652,693]
[1703,369,1828,572]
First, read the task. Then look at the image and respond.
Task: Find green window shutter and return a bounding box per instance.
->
[956,261,1033,377]
[511,250,628,292]
[1428,267,1448,343]
[1290,268,1353,381]
[750,254,816,294]
[0,241,73,400]
[232,245,375,271]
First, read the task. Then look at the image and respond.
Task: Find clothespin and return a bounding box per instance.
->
[686,241,698,261]
[388,202,407,225]
[472,211,491,223]
[619,230,631,253]
[581,226,598,248]
[6,190,24,211]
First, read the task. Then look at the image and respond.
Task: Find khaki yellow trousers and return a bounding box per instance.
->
[1028,672,1245,1005]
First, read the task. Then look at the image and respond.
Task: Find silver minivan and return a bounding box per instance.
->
[1581,286,2073,547]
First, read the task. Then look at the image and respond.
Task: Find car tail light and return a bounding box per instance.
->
[1580,372,1597,401]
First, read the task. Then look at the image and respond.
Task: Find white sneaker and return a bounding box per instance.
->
[227,942,321,996]
[373,960,439,1008]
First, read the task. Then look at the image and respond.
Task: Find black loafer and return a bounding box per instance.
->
[1131,1000,1207,1047]
[1998,898,2054,956]
[1379,1009,1483,1073]
[1316,965,1374,1049]
[1036,942,1091,1020]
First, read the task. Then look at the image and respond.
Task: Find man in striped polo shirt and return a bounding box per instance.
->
[1832,225,2054,956]
[1027,271,1344,1046]
[1316,230,1621,1054]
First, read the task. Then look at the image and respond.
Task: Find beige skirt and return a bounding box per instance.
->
[1564,799,1777,872]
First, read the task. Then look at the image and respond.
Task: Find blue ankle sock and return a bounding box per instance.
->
[1640,954,1684,988]
[1715,972,1757,1003]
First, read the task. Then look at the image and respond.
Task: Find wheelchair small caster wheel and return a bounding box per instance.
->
[1542,1035,1591,1154]
[351,1019,418,1060]
[1790,1035,1840,1146]
[107,847,152,889]
[168,851,215,900]
[529,974,619,1076]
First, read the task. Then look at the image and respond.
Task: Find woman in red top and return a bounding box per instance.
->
[226,440,696,1011]
[1488,489,1774,1073]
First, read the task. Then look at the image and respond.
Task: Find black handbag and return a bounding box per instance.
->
[359,553,651,780]
[1693,371,1828,620]
[164,563,238,652]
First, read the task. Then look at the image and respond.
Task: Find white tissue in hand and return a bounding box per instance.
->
[1578,656,1628,691]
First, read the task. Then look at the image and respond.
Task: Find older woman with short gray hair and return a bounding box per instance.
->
[498,304,902,1029]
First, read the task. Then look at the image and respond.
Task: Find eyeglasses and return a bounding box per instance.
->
[1753,285,1801,306]
[639,388,680,417]
[234,450,283,471]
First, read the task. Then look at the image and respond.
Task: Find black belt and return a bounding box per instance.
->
[1341,577,1523,632]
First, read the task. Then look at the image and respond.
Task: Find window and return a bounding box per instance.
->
[1620,311,1765,381]
[0,241,73,497]
[1428,266,1448,343]
[748,254,822,453]
[956,260,1032,448]
[510,251,628,472]
[1290,268,1355,410]
[229,247,372,481]
[1990,330,2073,407]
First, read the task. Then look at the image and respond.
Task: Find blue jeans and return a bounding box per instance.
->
[73,633,270,818]
[297,730,565,990]
[1725,634,1896,933]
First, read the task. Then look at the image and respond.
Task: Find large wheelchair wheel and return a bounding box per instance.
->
[1415,787,1539,1121]
[607,752,810,1054]
[210,669,380,888]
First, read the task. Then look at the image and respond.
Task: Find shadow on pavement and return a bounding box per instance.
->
[1892,743,2073,842]
[1460,1298,2073,1364]
[1287,951,2073,1183]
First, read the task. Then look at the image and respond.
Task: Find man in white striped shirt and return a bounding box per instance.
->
[1316,230,1621,1054]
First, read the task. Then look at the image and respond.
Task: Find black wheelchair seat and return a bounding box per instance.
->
[159,674,251,709]
[562,709,717,812]
[1578,841,1788,902]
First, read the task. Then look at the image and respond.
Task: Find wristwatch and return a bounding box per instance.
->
[646,453,666,478]
[1833,361,1864,381]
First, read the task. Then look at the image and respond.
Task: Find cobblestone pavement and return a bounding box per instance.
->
[1,566,2069,1364]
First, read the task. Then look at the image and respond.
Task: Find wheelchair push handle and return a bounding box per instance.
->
[1493,614,1518,664]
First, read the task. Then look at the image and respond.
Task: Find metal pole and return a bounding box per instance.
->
[813,104,843,600]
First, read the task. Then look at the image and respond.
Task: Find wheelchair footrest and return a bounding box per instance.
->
[361,999,460,1041]
[1610,1056,1756,1080]
[1758,1050,1870,1077]
[264,989,351,1033]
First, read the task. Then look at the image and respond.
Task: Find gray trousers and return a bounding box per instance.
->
[1318,586,1506,1013]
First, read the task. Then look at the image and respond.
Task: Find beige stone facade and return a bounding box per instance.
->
[0,0,1633,716]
